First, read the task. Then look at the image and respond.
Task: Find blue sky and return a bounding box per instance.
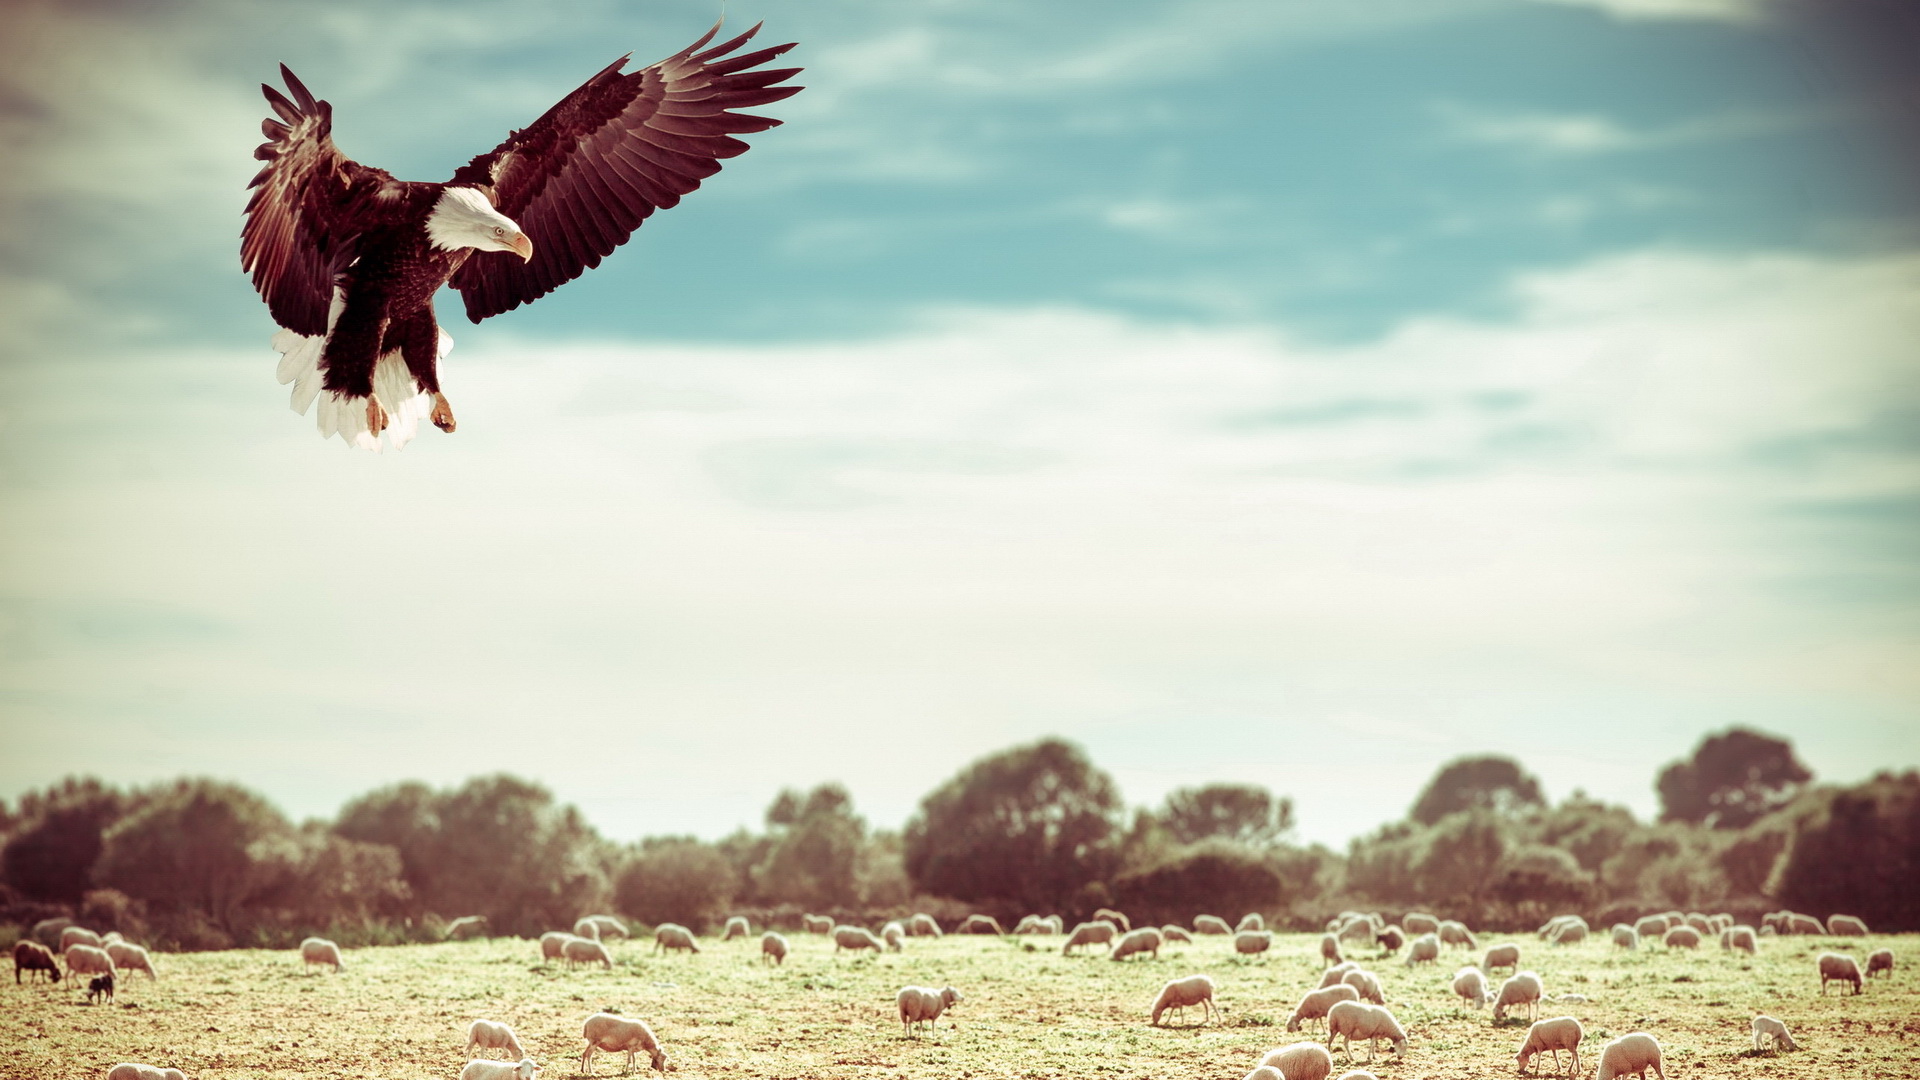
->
[1,0,1916,846]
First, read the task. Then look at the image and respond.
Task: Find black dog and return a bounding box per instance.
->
[87,972,114,1004]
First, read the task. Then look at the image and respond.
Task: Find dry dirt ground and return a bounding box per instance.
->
[5,929,1914,1079]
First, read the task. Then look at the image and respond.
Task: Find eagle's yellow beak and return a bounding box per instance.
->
[510,232,534,261]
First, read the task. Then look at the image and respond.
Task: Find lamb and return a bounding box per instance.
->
[563,937,614,970]
[1492,971,1544,1022]
[1341,968,1385,1005]
[1866,948,1894,978]
[1318,961,1359,989]
[897,985,962,1034]
[539,932,576,961]
[459,1059,540,1080]
[833,925,884,953]
[1403,933,1439,966]
[1484,943,1520,974]
[105,1066,188,1080]
[1111,927,1163,961]
[580,1012,667,1075]
[802,914,835,934]
[1321,934,1343,966]
[59,926,103,952]
[1237,912,1266,933]
[445,916,489,940]
[722,916,750,941]
[1194,914,1233,935]
[1235,930,1274,956]
[1594,1032,1664,1080]
[1260,1041,1335,1080]
[466,1019,527,1060]
[1661,926,1700,950]
[1374,925,1405,955]
[88,972,115,1004]
[1402,912,1439,935]
[1750,1014,1797,1052]
[107,942,157,980]
[1827,914,1868,936]
[1063,920,1117,954]
[14,940,61,984]
[959,914,1004,935]
[1727,926,1758,955]
[1161,924,1193,943]
[1515,1016,1583,1076]
[1150,973,1216,1026]
[1610,925,1638,950]
[1451,966,1492,1010]
[908,913,943,937]
[1325,1001,1407,1063]
[883,922,906,951]
[1287,984,1360,1032]
[761,931,789,966]
[1438,920,1477,949]
[1094,907,1132,931]
[653,923,701,954]
[299,936,344,973]
[1818,951,1862,995]
[1632,915,1668,938]
[65,945,115,980]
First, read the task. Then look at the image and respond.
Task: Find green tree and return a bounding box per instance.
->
[1112,840,1283,925]
[93,779,291,926]
[1771,772,1920,930]
[615,837,736,930]
[1409,756,1545,825]
[1,777,129,902]
[1656,728,1812,829]
[1157,784,1294,847]
[754,783,865,909]
[1415,809,1510,907]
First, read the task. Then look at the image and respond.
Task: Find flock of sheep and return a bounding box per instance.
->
[8,902,1898,1079]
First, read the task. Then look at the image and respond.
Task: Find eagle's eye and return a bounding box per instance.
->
[492,226,505,238]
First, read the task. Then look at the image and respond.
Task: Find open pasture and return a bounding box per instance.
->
[7,930,1916,1079]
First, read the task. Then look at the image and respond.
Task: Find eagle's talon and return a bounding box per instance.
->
[366,397,389,436]
[431,393,456,433]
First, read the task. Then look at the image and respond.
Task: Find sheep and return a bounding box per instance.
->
[1318,961,1359,989]
[1340,968,1385,1005]
[1194,914,1233,935]
[105,1066,187,1080]
[459,1059,540,1080]
[1751,1014,1797,1052]
[538,932,575,962]
[1787,913,1826,935]
[883,922,906,951]
[1014,915,1045,934]
[1041,914,1064,934]
[102,931,124,945]
[1537,915,1585,941]
[1260,1040,1335,1080]
[1866,948,1894,978]
[802,914,835,934]
[572,918,602,941]
[299,937,344,973]
[1325,1001,1407,1063]
[1150,973,1216,1026]
[722,915,750,941]
[1632,914,1668,938]
[1550,922,1587,945]
[1108,926,1163,961]
[32,916,74,948]
[1710,913,1734,932]
[897,985,962,1034]
[1438,920,1477,949]
[761,931,788,966]
[14,940,61,984]
[1161,924,1193,943]
[1337,917,1376,945]
[445,915,489,940]
[581,1013,667,1075]
[1403,933,1439,966]
[1287,984,1360,1032]
[959,914,1004,935]
[584,915,629,940]
[1493,971,1545,1022]
[1484,943,1520,974]
[1063,920,1117,954]
[1094,907,1132,931]
[1661,926,1700,950]
[466,1019,527,1060]
[1827,914,1869,936]
[653,923,701,954]
[1451,966,1492,1010]
[1244,1069,1285,1080]
[1235,930,1274,956]
[1375,925,1405,955]
[908,913,943,937]
[88,972,115,1004]
[1320,934,1343,967]
[1237,912,1266,933]
[1334,1073,1380,1080]
[1727,926,1758,955]
[1594,1032,1664,1080]
[1403,912,1439,935]
[833,925,884,953]
[107,942,157,980]
[59,926,103,952]
[1610,924,1638,950]
[563,937,614,970]
[1684,913,1712,935]
[1818,951,1862,995]
[1515,1016,1583,1076]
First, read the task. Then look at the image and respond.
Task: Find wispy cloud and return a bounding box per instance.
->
[1433,101,1825,156]
[1520,0,1780,24]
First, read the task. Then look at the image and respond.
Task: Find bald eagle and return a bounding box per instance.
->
[242,23,801,449]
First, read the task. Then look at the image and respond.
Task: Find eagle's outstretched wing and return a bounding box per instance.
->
[449,22,802,323]
[242,66,401,337]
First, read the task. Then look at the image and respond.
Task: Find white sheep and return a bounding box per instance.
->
[1244,1068,1285,1080]
[102,931,124,945]
[1325,1001,1407,1063]
[802,914,835,934]
[581,1013,667,1075]
[107,942,156,980]
[959,914,1005,935]
[298,937,343,973]
[539,931,575,962]
[1662,926,1701,950]
[459,1059,540,1080]
[1536,915,1574,940]
[897,985,962,1034]
[1787,913,1826,935]
[1827,914,1868,936]
[445,915,489,941]
[1150,973,1216,1026]
[1237,912,1266,933]
[1684,912,1712,934]
[1632,914,1668,938]
[1403,934,1439,966]
[1451,966,1492,1010]
[1063,921,1117,954]
[1610,924,1638,950]
[908,913,943,937]
[584,915,629,940]
[883,922,906,951]
[1334,1072,1380,1080]
[572,918,602,941]
[1111,927,1163,961]
[1493,971,1544,1022]
[1321,934,1343,967]
[1014,915,1044,934]
[1751,1014,1797,1052]
[722,916,750,941]
[1161,924,1193,943]
[1594,1032,1664,1080]
[1095,908,1133,931]
[1318,961,1359,989]
[563,937,613,970]
[1867,949,1894,978]
[1041,915,1064,934]
[1818,952,1862,995]
[1340,968,1385,1005]
[1337,917,1376,945]
[1287,984,1360,1032]
[1194,914,1233,935]
[105,1066,187,1080]
[761,931,788,966]
[467,1019,526,1060]
[1438,920,1477,949]
[833,925,884,953]
[1484,943,1521,974]
[653,924,700,955]
[1403,912,1439,935]
[1236,930,1274,956]
[1260,1040,1335,1080]
[1515,1016,1582,1076]
[1550,922,1587,945]
[60,927,103,952]
[1727,926,1758,955]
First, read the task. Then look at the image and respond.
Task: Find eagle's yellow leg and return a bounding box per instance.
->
[431,392,456,433]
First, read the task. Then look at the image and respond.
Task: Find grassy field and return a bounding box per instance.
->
[6,929,1915,1079]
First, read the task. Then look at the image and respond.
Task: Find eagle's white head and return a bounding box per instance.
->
[427,186,533,260]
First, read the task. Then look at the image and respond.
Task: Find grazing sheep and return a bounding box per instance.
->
[88,972,115,1004]
[563,937,614,970]
[1063,921,1118,954]
[1244,1069,1285,1080]
[1341,968,1385,1005]
[1325,1001,1407,1063]
[1827,914,1868,936]
[1515,1016,1583,1076]
[107,942,157,980]
[653,924,701,955]
[1403,912,1439,935]
[1319,961,1359,989]
[459,1059,540,1080]
[761,931,788,966]
[883,922,906,951]
[1094,908,1132,931]
[539,932,575,962]
[1337,917,1376,945]
[1014,915,1045,934]
[1041,914,1064,934]
[1684,913,1712,935]
[1632,915,1668,939]
[1818,952,1862,995]
[1236,930,1274,957]
[584,915,629,940]
[102,931,124,945]
[1787,913,1826,935]
[1611,925,1638,950]
[1484,943,1521,974]
[722,916,750,941]
[467,1019,527,1060]
[1287,984,1360,1032]
[580,1013,667,1075]
[1594,1033,1664,1080]
[445,916,489,940]
[1161,924,1193,943]
[1751,1014,1797,1052]
[1550,922,1587,945]
[1375,925,1406,955]
[299,937,344,973]
[1537,915,1584,941]
[1334,1073,1380,1080]
[1493,971,1545,1022]
[1866,949,1894,978]
[572,918,602,941]
[1710,914,1735,932]
[1662,926,1701,950]
[14,941,61,984]
[1237,912,1266,933]
[1150,973,1216,1026]
[1727,926,1758,955]
[959,914,1004,935]
[1321,934,1343,967]
[897,985,962,1034]
[32,917,75,949]
[1194,914,1233,935]
[802,914,834,934]
[105,1066,187,1080]
[1438,920,1477,949]
[1112,927,1164,961]
[1261,1041,1335,1080]
[1451,966,1492,1010]
[833,925,884,953]
[908,913,943,937]
[1403,934,1439,966]
[60,926,103,952]
[1759,925,1777,937]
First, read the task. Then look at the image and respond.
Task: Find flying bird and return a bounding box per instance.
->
[242,23,801,450]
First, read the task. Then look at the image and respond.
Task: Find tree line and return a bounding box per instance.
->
[1,727,1913,950]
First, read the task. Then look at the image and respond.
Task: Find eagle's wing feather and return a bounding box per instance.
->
[242,65,399,337]
[449,22,802,323]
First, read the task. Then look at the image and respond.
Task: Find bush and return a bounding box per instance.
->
[1112,840,1283,926]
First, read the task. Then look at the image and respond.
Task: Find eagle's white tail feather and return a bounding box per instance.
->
[269,296,453,452]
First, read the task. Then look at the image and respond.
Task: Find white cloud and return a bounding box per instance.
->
[1520,0,1779,23]
[1434,101,1826,157]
